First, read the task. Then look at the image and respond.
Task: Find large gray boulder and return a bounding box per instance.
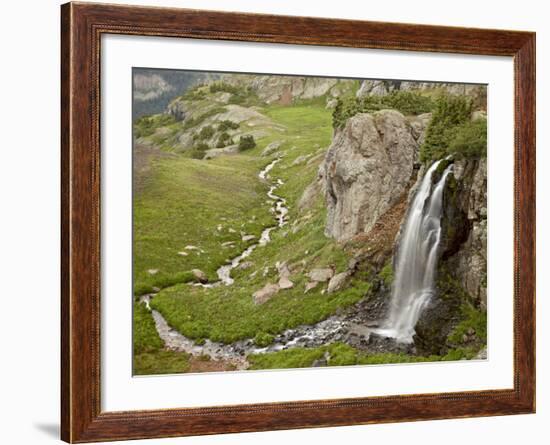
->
[321,110,417,241]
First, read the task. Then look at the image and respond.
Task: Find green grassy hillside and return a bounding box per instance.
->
[136,100,366,344]
[132,83,487,373]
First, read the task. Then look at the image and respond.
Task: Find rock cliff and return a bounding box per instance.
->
[356,80,486,109]
[414,157,487,354]
[222,74,356,104]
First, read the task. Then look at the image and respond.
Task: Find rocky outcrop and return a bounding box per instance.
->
[356,79,487,109]
[321,110,418,241]
[407,113,432,148]
[356,80,401,98]
[222,74,356,104]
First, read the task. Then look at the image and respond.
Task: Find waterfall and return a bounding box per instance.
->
[374,160,453,343]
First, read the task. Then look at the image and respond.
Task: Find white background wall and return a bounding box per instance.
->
[0,0,546,444]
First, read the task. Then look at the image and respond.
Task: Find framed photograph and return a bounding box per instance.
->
[61,2,535,442]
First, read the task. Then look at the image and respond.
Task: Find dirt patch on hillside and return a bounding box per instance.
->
[345,192,410,268]
[133,143,176,194]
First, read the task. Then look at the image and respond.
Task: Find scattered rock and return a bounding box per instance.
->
[184,245,199,250]
[152,286,161,293]
[307,268,334,283]
[147,269,159,275]
[327,271,350,294]
[242,234,256,242]
[192,269,208,284]
[278,276,294,290]
[253,283,280,305]
[178,251,188,256]
[238,261,254,270]
[304,281,319,293]
[221,241,235,247]
[292,155,309,166]
[228,228,237,233]
[276,261,291,279]
[261,141,282,157]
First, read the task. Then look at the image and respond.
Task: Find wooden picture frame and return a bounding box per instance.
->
[61,2,535,442]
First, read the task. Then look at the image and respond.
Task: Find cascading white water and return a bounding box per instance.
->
[374,160,454,343]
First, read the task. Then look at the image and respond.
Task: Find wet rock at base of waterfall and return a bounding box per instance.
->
[253,283,280,305]
[304,281,319,293]
[307,268,334,283]
[241,234,256,242]
[238,261,254,270]
[278,276,294,290]
[327,271,350,294]
[261,141,282,157]
[413,292,462,355]
[147,269,159,275]
[191,269,208,284]
[346,333,370,349]
[365,332,415,354]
